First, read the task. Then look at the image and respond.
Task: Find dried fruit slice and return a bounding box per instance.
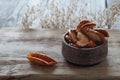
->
[65,34,71,43]
[76,20,91,32]
[75,32,90,47]
[87,40,96,47]
[27,52,57,66]
[95,29,109,37]
[80,22,96,32]
[68,29,78,43]
[82,28,105,43]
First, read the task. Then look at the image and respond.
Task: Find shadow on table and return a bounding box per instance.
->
[29,62,57,74]
[64,58,110,76]
[28,57,110,76]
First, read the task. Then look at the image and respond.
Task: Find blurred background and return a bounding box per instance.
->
[0,0,120,29]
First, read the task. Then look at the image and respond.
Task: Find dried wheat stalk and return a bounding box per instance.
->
[20,0,120,30]
[106,1,120,29]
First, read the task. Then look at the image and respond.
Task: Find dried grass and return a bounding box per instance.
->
[20,0,120,30]
[106,1,120,29]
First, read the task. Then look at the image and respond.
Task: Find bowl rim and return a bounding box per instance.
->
[62,31,108,50]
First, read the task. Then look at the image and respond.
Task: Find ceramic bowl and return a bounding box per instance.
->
[62,32,108,66]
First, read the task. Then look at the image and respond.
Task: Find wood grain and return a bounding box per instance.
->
[0,28,120,80]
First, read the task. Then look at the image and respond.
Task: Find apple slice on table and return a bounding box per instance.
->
[27,52,57,66]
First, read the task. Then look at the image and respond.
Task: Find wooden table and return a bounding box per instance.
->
[0,28,120,80]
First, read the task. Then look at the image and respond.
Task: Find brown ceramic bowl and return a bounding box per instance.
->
[62,32,108,66]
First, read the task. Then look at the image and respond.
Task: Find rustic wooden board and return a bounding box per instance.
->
[0,28,120,80]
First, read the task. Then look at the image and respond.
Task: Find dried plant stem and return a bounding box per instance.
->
[20,0,120,30]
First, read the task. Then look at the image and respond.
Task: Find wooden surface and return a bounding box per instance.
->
[0,28,120,80]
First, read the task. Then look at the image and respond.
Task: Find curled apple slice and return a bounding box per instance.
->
[80,22,96,32]
[76,20,91,32]
[65,34,71,43]
[27,52,57,66]
[68,29,78,44]
[87,40,96,47]
[82,28,105,43]
[75,32,90,47]
[80,22,105,43]
[95,29,109,37]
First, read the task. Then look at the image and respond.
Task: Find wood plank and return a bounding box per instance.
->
[0,28,120,80]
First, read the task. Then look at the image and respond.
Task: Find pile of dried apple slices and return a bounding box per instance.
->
[65,20,109,48]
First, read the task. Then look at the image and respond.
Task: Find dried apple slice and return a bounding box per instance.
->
[95,29,109,37]
[80,22,96,31]
[27,52,57,66]
[68,29,78,43]
[76,20,91,32]
[65,34,71,43]
[87,40,96,47]
[75,32,90,47]
[82,28,105,43]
